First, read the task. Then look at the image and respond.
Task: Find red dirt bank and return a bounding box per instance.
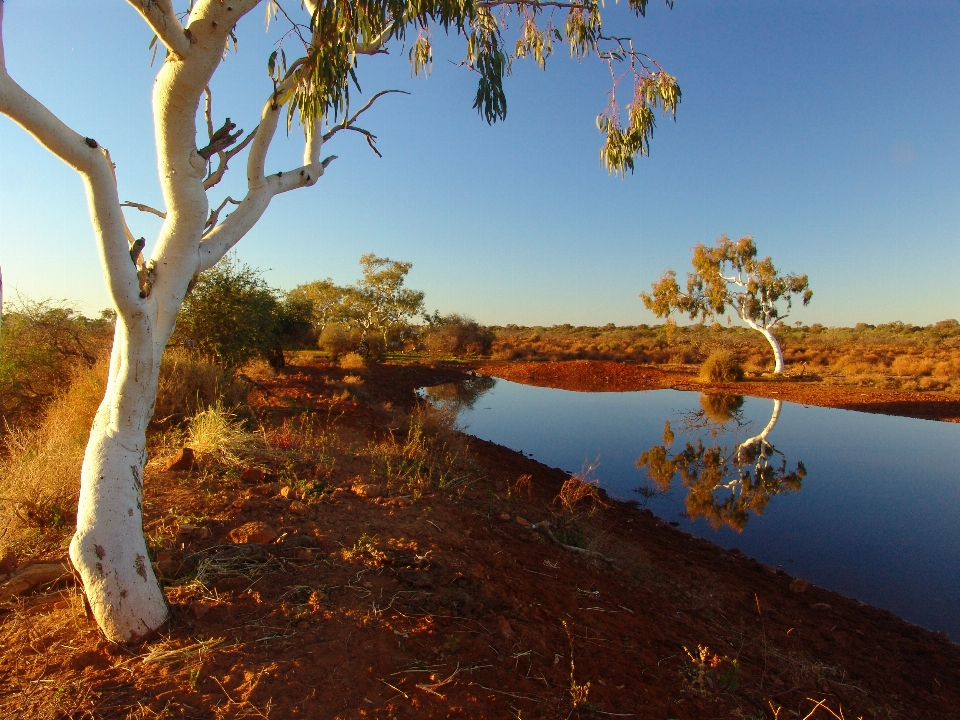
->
[1,359,958,719]
[473,359,960,422]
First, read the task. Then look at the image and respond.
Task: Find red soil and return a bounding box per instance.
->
[2,359,958,719]
[473,359,960,422]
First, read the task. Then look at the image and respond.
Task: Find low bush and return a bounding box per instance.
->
[318,325,361,359]
[699,351,744,382]
[0,298,112,430]
[423,314,494,357]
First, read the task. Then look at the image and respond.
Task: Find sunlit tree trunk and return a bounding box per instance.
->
[0,0,325,640]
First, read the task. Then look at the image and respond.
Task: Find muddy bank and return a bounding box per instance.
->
[472,359,960,422]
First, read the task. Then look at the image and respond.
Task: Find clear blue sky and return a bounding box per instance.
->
[1,0,958,327]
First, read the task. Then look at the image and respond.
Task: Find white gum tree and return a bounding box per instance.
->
[0,0,681,641]
[641,234,813,374]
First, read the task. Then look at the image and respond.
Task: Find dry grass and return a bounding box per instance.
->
[699,350,744,382]
[366,403,471,496]
[553,465,610,516]
[488,321,960,391]
[0,357,107,554]
[338,352,367,370]
[187,402,259,466]
[154,347,247,426]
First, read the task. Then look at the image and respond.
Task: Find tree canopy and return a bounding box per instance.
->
[641,235,812,373]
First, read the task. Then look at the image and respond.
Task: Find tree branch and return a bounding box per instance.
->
[204,195,241,231]
[125,0,191,58]
[203,125,257,190]
[0,8,142,320]
[120,201,166,219]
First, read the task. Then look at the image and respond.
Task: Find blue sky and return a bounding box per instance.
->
[1,0,958,327]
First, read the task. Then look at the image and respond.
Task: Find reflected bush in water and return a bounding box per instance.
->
[422,374,497,414]
[636,399,806,531]
[699,393,745,425]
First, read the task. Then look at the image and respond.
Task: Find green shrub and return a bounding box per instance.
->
[173,255,312,369]
[0,298,112,429]
[699,351,744,383]
[423,313,494,357]
[318,324,361,359]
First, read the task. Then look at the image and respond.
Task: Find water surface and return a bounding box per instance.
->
[425,378,960,638]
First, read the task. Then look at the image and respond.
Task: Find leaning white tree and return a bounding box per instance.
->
[641,234,812,374]
[0,0,679,641]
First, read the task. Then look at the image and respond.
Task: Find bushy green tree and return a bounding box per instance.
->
[423,312,494,357]
[641,235,812,374]
[288,278,351,335]
[306,254,426,358]
[173,255,311,369]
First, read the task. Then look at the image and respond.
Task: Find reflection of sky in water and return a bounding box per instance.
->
[444,378,960,639]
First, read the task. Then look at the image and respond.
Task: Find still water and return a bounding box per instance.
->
[424,377,960,639]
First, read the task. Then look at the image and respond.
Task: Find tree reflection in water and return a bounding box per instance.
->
[421,374,498,415]
[636,395,806,531]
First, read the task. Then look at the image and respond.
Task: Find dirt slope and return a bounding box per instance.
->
[1,359,958,719]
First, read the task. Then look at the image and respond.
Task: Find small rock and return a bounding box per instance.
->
[497,617,515,639]
[514,516,531,527]
[0,550,17,577]
[934,630,951,643]
[240,466,266,483]
[250,482,281,497]
[296,620,311,630]
[165,447,195,472]
[351,483,385,498]
[811,603,832,611]
[288,500,307,515]
[789,578,809,594]
[279,486,296,499]
[190,599,217,619]
[498,512,511,522]
[228,521,278,545]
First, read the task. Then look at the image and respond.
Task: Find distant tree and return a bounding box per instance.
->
[641,235,812,374]
[288,279,351,335]
[423,313,495,357]
[350,254,425,355]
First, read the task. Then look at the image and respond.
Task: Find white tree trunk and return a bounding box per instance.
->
[759,327,785,374]
[1,0,328,641]
[739,308,786,374]
[70,322,168,640]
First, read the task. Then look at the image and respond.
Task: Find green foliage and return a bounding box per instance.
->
[0,298,113,429]
[303,254,425,359]
[270,0,679,174]
[422,313,494,357]
[637,421,806,531]
[642,235,812,329]
[699,350,743,383]
[173,255,312,370]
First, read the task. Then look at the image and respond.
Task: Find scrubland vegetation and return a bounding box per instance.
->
[487,321,960,392]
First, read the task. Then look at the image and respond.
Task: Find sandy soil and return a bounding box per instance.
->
[472,359,960,422]
[1,358,958,719]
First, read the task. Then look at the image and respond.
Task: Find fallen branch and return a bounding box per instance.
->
[0,560,73,601]
[532,521,616,564]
